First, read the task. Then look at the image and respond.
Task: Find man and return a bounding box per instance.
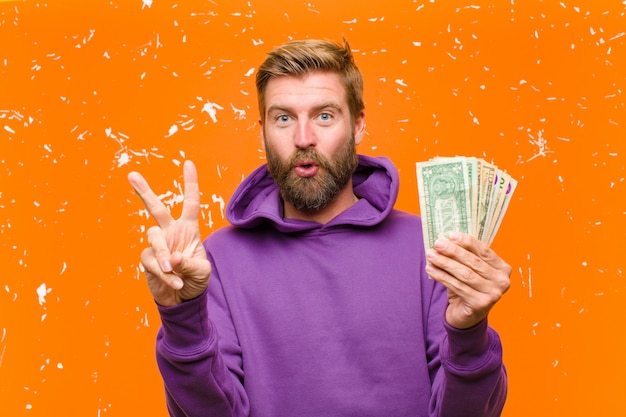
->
[128,39,511,417]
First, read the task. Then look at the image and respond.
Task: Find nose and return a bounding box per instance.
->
[294,119,316,149]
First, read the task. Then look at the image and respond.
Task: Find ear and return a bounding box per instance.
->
[354,111,365,145]
[258,117,266,150]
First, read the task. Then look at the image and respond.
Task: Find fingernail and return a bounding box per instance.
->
[434,239,447,250]
[173,279,183,290]
[426,249,437,260]
[162,260,172,272]
[424,264,434,279]
[449,232,461,241]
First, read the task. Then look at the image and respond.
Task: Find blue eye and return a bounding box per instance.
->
[278,115,290,123]
[319,113,331,121]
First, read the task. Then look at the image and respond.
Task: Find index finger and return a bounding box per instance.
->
[446,232,508,270]
[128,170,175,227]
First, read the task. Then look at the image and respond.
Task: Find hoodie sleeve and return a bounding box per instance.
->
[154,281,250,417]
[426,281,508,417]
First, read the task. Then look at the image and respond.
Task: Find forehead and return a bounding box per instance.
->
[264,72,347,112]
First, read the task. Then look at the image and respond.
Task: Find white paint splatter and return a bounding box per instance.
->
[76,130,89,140]
[116,152,130,168]
[212,194,225,218]
[0,333,6,367]
[526,130,554,162]
[165,124,179,138]
[528,267,533,298]
[202,101,223,123]
[470,110,480,125]
[231,104,246,120]
[36,283,50,305]
[159,189,184,207]
[180,117,195,131]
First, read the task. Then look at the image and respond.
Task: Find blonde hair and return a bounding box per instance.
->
[256,39,364,122]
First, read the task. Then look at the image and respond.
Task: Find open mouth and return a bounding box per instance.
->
[294,160,319,177]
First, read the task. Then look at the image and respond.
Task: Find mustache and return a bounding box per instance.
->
[288,148,332,170]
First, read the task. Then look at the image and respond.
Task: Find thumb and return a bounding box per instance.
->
[170,252,212,281]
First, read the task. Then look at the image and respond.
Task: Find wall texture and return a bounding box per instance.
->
[1,0,624,415]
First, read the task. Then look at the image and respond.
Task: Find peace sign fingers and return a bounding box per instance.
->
[128,160,210,306]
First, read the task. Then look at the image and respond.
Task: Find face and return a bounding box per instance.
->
[260,72,365,213]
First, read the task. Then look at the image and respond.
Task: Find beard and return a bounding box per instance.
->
[265,135,359,213]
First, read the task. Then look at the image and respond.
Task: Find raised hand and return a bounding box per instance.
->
[128,160,212,306]
[424,232,511,329]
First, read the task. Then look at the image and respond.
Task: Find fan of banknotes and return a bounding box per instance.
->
[416,156,517,250]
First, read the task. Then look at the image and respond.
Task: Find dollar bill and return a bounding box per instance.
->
[476,161,497,241]
[416,157,472,250]
[416,156,517,247]
[466,157,478,236]
[430,156,479,235]
[486,176,518,245]
[484,171,511,243]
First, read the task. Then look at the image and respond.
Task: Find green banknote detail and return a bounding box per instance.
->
[417,159,471,249]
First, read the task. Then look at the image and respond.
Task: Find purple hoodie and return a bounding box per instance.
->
[155,155,507,417]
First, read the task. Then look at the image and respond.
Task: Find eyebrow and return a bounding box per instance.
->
[315,102,343,114]
[266,102,344,116]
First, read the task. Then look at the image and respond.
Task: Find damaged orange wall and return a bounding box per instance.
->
[1,0,624,415]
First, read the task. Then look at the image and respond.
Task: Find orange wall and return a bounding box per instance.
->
[1,0,624,415]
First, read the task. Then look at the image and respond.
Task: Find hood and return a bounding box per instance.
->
[226,154,399,233]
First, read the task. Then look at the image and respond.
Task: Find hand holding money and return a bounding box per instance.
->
[416,156,515,329]
[416,156,517,250]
